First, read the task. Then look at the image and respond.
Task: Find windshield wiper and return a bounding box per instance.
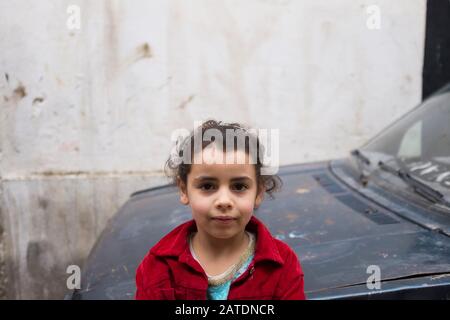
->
[350,149,371,186]
[351,149,371,165]
[378,161,450,208]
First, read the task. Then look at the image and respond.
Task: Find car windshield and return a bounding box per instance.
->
[360,90,450,199]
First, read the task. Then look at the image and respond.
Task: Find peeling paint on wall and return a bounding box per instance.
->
[0,0,426,299]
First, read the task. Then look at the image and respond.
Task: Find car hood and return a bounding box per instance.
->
[74,161,450,299]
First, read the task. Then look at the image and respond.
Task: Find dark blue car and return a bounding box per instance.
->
[69,83,450,300]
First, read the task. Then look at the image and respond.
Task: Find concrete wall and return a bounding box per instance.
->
[0,0,426,299]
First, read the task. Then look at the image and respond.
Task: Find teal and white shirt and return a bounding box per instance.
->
[189,231,256,300]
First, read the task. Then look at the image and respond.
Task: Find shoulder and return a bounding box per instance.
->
[273,238,295,256]
[136,220,194,282]
[249,216,302,270]
[272,238,303,273]
[149,219,195,256]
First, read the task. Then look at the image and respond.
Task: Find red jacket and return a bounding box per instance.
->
[135,215,306,300]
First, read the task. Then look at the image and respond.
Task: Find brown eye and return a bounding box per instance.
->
[232,183,248,192]
[199,183,215,191]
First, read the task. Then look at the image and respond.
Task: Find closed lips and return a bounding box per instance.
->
[213,216,236,220]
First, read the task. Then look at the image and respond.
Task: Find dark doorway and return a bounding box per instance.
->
[423,0,450,99]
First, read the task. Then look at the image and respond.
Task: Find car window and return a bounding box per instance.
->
[362,92,450,194]
[398,120,422,159]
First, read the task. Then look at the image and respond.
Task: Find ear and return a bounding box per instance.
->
[254,185,265,209]
[177,177,189,205]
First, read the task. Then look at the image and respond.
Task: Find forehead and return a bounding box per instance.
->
[189,148,256,179]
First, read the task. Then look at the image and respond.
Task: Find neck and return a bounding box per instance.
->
[193,230,248,258]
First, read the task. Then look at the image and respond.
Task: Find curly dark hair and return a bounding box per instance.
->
[164,119,282,199]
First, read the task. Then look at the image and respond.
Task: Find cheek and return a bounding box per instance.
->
[235,197,256,214]
[189,196,211,216]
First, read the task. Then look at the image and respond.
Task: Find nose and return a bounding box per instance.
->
[215,187,233,211]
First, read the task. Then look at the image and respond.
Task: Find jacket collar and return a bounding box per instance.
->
[150,215,284,269]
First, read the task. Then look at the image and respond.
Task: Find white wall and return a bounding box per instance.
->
[0,0,426,298]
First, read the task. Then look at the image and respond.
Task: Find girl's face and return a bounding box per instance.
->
[178,147,264,240]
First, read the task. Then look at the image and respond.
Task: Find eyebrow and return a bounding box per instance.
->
[193,176,253,182]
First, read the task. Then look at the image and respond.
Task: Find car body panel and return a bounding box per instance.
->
[70,83,450,300]
[70,161,450,299]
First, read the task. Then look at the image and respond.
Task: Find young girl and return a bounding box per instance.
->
[135,120,306,300]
